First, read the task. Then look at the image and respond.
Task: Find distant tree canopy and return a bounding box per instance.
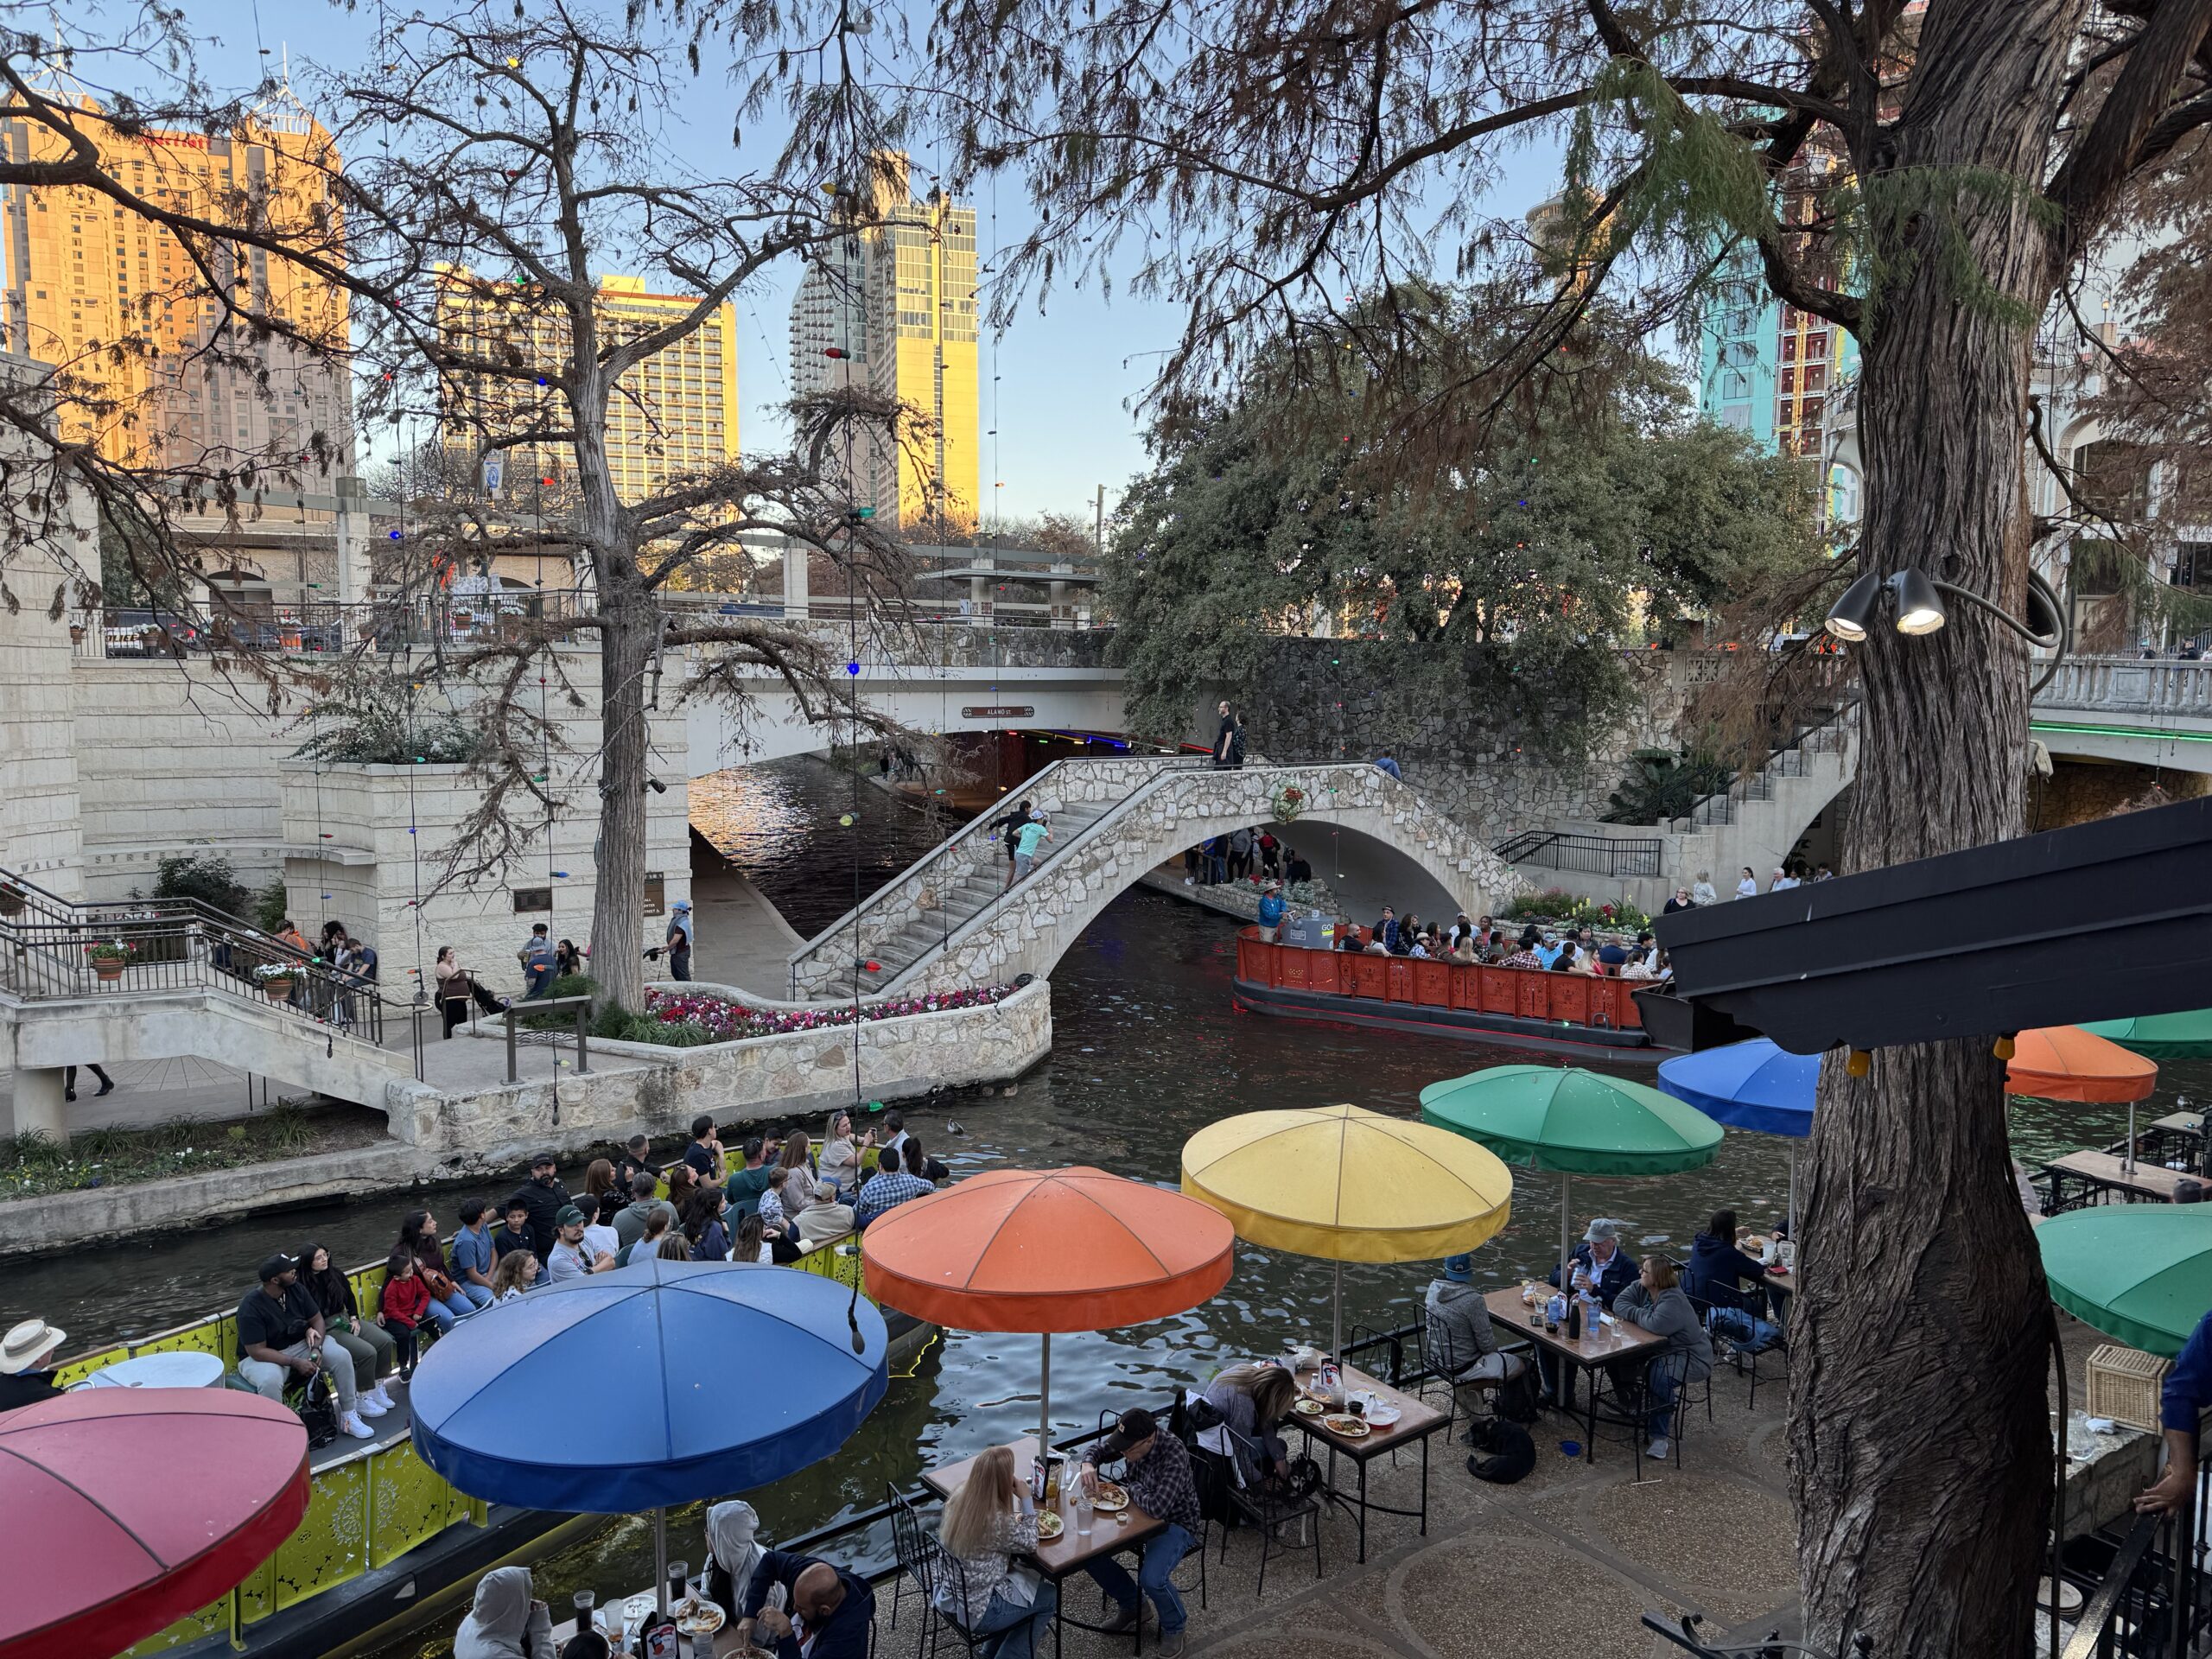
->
[1103,298,1818,749]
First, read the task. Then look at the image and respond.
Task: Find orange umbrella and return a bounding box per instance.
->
[862,1167,1236,1454]
[2006,1026,2159,1104]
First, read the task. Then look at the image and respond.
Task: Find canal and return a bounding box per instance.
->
[3,758,2198,1655]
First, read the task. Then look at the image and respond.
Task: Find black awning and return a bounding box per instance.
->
[1652,793,2212,1055]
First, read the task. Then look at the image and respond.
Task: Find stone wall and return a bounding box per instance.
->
[2028,759,2212,833]
[1223,643,1688,848]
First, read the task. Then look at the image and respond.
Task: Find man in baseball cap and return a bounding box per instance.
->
[0,1318,67,1414]
[237,1251,372,1440]
[546,1204,611,1282]
[664,897,695,982]
[505,1152,570,1268]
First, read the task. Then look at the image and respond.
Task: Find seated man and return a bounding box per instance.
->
[1422,1254,1525,1385]
[852,1146,935,1229]
[737,1552,874,1659]
[1077,1408,1202,1657]
[1537,1220,1639,1406]
[0,1318,67,1414]
[237,1252,372,1440]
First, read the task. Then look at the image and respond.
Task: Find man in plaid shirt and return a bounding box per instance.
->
[1078,1408,1202,1656]
[851,1146,935,1228]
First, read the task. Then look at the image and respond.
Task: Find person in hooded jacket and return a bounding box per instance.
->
[454,1565,555,1659]
[1421,1254,1524,1383]
[704,1499,766,1624]
[1681,1210,1777,1313]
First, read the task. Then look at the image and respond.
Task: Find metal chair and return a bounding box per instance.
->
[1590,1348,1692,1478]
[1687,1287,1785,1411]
[1217,1423,1324,1595]
[886,1484,942,1649]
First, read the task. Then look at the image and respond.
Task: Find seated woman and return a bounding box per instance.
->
[397,1211,477,1332]
[732,1212,772,1265]
[1611,1256,1714,1460]
[433,945,508,1039]
[299,1243,397,1418]
[615,1205,677,1267]
[936,1444,1056,1659]
[1422,1253,1525,1385]
[1446,932,1478,965]
[663,1162,701,1218]
[817,1109,873,1195]
[554,938,585,979]
[490,1249,537,1303]
[703,1500,766,1624]
[1204,1360,1298,1487]
[454,1565,554,1659]
[778,1133,834,1211]
[687,1187,733,1262]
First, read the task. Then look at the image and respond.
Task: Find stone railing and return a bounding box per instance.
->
[786,755,1192,996]
[880,762,1529,995]
[2035,655,2212,719]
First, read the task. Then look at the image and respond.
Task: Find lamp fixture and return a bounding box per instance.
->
[1822,570,1883,643]
[1890,568,1946,636]
[1824,563,2067,652]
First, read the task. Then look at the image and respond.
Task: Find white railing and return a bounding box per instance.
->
[2034,654,2212,718]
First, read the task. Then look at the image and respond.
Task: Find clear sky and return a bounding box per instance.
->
[174,1,1565,528]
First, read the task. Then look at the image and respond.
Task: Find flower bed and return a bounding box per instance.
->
[1498,888,1654,934]
[637,982,1017,1046]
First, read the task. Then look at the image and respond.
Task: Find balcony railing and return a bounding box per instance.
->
[1494,829,1664,879]
[2036,655,2212,719]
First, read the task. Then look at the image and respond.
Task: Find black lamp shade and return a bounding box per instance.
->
[1824,569,1883,642]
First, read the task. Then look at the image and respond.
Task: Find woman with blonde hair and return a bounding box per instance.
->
[1204,1360,1299,1486]
[1612,1255,1714,1461]
[819,1109,873,1193]
[936,1445,1056,1659]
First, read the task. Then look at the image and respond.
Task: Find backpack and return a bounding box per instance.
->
[1465,1419,1536,1484]
[294,1370,340,1451]
[1492,1363,1542,1425]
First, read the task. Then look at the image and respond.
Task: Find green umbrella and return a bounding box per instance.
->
[2037,1205,2212,1358]
[1421,1065,1725,1295]
[2080,1007,2212,1060]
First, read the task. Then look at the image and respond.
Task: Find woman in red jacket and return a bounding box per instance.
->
[378,1251,431,1381]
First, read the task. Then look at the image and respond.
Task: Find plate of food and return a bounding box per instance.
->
[1293,1397,1326,1417]
[1037,1509,1065,1541]
[677,1599,727,1637]
[1090,1480,1130,1513]
[1320,1413,1372,1438]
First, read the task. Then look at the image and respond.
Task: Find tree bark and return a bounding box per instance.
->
[1791,4,2085,1653]
[588,575,655,1014]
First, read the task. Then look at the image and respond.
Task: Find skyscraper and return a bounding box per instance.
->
[786,154,978,531]
[434,270,739,505]
[0,77,353,472]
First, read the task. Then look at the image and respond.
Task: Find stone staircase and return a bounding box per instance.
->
[1669,702,1860,881]
[842,797,1119,995]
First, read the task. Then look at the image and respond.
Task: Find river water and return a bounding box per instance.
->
[3,759,2198,1656]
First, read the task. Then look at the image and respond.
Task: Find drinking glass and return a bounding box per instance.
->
[1076,1488,1095,1537]
[573,1591,597,1637]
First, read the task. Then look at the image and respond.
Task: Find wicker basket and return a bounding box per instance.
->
[2086,1344,2171,1432]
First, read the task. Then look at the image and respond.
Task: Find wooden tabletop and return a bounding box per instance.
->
[2047,1149,2200,1199]
[1287,1363,1448,1458]
[920,1436,1163,1576]
[2152,1112,2205,1135]
[1482,1287,1667,1368]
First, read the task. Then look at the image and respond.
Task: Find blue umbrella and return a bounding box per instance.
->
[1657,1039,1817,1233]
[411,1256,889,1619]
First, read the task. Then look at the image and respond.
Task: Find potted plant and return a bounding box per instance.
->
[252,960,299,1001]
[86,940,134,982]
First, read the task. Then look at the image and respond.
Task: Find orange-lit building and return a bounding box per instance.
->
[0,79,353,473]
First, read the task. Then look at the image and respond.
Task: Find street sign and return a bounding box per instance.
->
[961,706,1035,719]
[482,454,505,494]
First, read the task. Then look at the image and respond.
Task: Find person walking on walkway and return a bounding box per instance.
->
[664,899,695,981]
[1013,813,1052,883]
[991,798,1034,891]
[1212,701,1236,769]
[1375,750,1402,781]
[63,1064,114,1101]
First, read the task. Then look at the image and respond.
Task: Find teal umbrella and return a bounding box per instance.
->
[2037,1205,2212,1358]
[2080,1007,2212,1060]
[1421,1065,1725,1294]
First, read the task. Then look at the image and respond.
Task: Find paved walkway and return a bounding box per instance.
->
[690,853,807,1000]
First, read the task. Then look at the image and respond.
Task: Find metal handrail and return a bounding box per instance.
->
[1494,830,1664,879]
[0,863,418,1066]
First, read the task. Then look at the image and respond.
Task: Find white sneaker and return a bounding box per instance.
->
[342,1411,375,1440]
[1645,1437,1671,1459]
[356,1394,387,1419]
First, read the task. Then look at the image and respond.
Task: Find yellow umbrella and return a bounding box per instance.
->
[1181,1103,1514,1370]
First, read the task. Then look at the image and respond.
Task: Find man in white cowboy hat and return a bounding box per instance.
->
[0,1319,67,1414]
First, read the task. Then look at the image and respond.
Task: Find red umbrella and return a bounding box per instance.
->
[0,1388,309,1659]
[862,1166,1236,1454]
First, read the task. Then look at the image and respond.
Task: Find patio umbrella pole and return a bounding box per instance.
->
[1332,1259,1343,1379]
[655,1505,669,1619]
[1039,1333,1052,1480]
[2126,1102,2139,1176]
[1558,1172,1573,1301]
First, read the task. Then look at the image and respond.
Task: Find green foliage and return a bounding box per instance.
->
[591,1007,720,1046]
[1103,304,1817,751]
[153,853,249,918]
[253,878,289,934]
[0,1108,334,1200]
[1498,888,1651,932]
[1601,747,1737,825]
[289,664,481,766]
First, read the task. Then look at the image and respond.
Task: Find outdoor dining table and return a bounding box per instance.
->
[922,1434,1166,1659]
[1481,1287,1666,1464]
[2043,1148,2204,1211]
[1287,1363,1450,1563]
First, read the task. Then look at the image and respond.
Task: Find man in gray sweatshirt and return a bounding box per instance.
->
[1423,1255,1524,1383]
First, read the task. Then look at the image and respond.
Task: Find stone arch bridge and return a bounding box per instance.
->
[786,758,1525,998]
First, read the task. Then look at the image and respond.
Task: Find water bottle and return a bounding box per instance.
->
[1545,1292,1567,1331]
[1582,1290,1603,1334]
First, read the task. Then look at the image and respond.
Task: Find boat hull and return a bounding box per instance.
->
[1233,976,1668,1060]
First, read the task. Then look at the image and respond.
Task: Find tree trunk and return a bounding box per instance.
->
[1791,5,2083,1651]
[589,572,655,1014]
